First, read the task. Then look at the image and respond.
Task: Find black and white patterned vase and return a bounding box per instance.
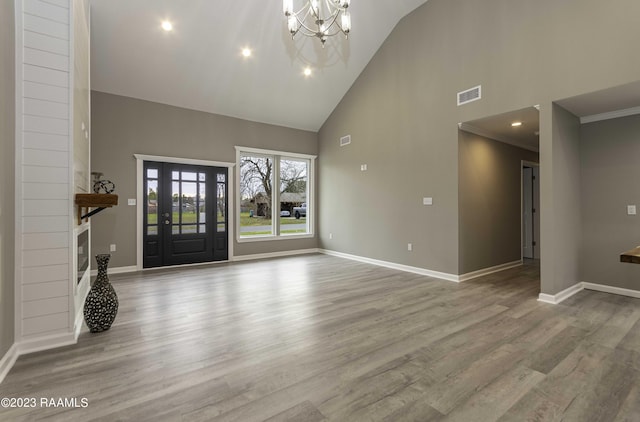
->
[84,254,119,333]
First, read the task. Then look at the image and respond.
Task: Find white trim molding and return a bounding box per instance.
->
[458,260,523,282]
[133,154,235,169]
[538,281,640,305]
[0,344,19,384]
[17,333,77,357]
[134,154,236,271]
[582,282,640,299]
[580,105,640,124]
[235,146,316,244]
[538,283,584,304]
[320,249,460,282]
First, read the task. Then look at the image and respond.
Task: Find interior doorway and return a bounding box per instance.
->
[522,162,540,260]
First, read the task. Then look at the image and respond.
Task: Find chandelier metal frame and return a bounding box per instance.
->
[283,0,351,47]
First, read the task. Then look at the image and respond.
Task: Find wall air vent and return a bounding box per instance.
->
[457,85,482,106]
[340,135,351,146]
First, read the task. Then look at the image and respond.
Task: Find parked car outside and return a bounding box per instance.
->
[293,203,307,219]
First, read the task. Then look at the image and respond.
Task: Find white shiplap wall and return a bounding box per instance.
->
[18,0,74,346]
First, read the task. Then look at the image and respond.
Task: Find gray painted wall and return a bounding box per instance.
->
[1,0,16,358]
[91,91,318,268]
[580,114,640,290]
[540,104,582,295]
[319,0,640,281]
[458,131,538,274]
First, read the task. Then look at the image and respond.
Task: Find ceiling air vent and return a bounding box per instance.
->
[340,135,351,146]
[457,85,482,106]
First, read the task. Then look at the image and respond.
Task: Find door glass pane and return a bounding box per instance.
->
[147,179,158,226]
[182,225,197,234]
[147,225,158,235]
[217,182,225,223]
[182,172,197,181]
[147,168,158,178]
[239,155,273,236]
[172,171,179,180]
[216,181,226,232]
[172,181,180,231]
[199,184,206,224]
[181,182,197,225]
[198,224,206,234]
[199,173,206,181]
[280,158,308,235]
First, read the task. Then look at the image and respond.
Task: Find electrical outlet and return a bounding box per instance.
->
[329,233,333,239]
[423,197,433,206]
[110,244,116,252]
[360,164,368,171]
[628,205,637,215]
[407,243,412,251]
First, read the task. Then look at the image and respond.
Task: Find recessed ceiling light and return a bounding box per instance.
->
[242,48,252,58]
[161,21,173,32]
[511,121,522,127]
[303,67,312,77]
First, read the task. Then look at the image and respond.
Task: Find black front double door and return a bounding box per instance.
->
[143,161,228,268]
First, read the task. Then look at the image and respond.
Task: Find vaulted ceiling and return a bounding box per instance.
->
[89,0,430,131]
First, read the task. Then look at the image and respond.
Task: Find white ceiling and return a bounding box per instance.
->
[89,0,430,131]
[461,107,540,152]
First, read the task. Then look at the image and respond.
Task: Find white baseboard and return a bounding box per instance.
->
[74,305,88,340]
[232,248,320,262]
[319,249,460,282]
[458,260,523,282]
[538,281,640,305]
[582,282,640,299]
[0,344,19,384]
[90,265,138,277]
[538,282,584,304]
[18,332,77,356]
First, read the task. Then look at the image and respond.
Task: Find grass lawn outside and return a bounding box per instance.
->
[239,212,306,227]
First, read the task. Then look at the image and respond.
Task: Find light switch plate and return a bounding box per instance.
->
[128,198,136,206]
[628,205,636,215]
[423,197,433,206]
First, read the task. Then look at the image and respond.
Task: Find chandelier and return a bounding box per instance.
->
[283,0,351,47]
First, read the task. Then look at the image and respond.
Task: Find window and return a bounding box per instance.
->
[237,147,315,240]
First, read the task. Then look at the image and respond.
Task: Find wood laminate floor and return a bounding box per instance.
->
[1,254,639,421]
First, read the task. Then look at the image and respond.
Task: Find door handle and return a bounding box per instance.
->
[164,220,170,225]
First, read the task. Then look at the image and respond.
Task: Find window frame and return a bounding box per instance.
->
[235,146,316,243]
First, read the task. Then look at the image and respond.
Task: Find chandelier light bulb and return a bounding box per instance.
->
[283,0,293,15]
[288,15,299,34]
[341,11,351,32]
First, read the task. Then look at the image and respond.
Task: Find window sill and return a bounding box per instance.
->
[237,233,315,243]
